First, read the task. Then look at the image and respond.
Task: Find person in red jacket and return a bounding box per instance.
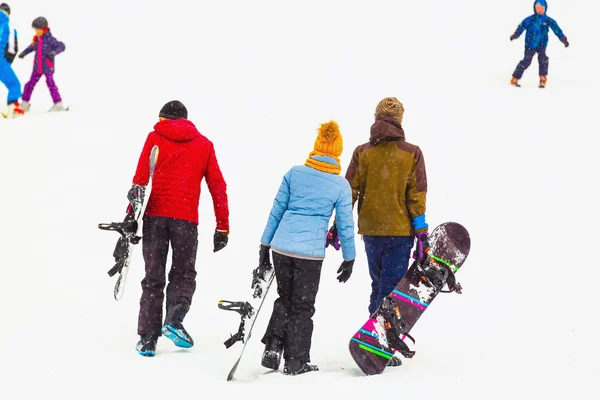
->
[131,100,230,357]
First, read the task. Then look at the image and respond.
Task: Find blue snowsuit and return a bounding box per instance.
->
[0,11,21,104]
[511,1,568,79]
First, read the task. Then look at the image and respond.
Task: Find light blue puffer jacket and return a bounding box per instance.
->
[260,160,356,261]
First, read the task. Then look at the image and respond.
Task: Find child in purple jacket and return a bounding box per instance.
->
[18,17,67,112]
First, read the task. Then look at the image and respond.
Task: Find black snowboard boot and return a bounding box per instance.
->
[162,304,194,348]
[283,358,319,375]
[136,334,158,357]
[387,355,402,367]
[261,336,284,370]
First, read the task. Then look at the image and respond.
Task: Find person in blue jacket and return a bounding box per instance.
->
[256,120,356,376]
[0,3,23,118]
[510,0,569,88]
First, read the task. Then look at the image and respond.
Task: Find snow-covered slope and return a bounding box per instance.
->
[1,1,598,399]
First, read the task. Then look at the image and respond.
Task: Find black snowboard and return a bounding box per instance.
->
[349,222,470,375]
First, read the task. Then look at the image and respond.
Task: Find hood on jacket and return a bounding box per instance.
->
[370,117,405,145]
[534,0,547,14]
[154,119,200,142]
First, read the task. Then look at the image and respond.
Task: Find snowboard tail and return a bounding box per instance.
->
[218,266,276,381]
[349,222,471,375]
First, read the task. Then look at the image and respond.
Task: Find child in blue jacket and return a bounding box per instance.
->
[256,121,356,375]
[510,0,569,88]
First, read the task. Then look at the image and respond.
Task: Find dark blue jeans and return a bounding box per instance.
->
[513,47,549,79]
[363,236,414,315]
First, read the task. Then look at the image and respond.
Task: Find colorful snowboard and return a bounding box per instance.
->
[349,222,470,375]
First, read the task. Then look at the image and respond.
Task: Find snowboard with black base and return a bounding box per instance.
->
[98,145,159,301]
[218,253,276,381]
[349,222,471,375]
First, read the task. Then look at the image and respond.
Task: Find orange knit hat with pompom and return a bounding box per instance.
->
[306,121,343,174]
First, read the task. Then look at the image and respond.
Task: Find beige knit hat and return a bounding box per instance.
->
[375,97,404,125]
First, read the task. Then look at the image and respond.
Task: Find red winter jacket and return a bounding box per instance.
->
[132,119,229,231]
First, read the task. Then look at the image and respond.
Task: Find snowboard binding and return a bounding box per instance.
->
[251,265,274,299]
[416,256,463,294]
[98,214,142,277]
[218,300,255,348]
[378,296,416,359]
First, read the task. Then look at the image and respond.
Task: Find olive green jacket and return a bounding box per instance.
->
[345,117,427,236]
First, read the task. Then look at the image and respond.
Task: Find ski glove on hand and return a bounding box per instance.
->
[510,33,519,41]
[414,232,431,261]
[252,245,272,287]
[560,36,569,47]
[326,225,340,251]
[337,260,354,283]
[256,245,272,279]
[213,230,228,252]
[127,184,144,205]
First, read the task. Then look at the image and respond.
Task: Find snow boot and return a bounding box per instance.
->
[161,304,194,348]
[4,102,25,118]
[136,334,158,357]
[510,77,521,87]
[48,102,68,112]
[20,101,31,113]
[283,358,319,375]
[261,336,284,370]
[539,75,547,88]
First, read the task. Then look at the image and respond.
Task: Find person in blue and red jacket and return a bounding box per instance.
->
[510,0,569,88]
[130,100,230,357]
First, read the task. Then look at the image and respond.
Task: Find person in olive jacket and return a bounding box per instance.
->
[330,98,429,347]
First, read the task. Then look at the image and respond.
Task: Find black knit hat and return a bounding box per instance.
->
[32,17,48,29]
[159,100,188,120]
[0,3,10,15]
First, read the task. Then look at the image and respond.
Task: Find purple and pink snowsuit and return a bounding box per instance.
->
[18,29,65,104]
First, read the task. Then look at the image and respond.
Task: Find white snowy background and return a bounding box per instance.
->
[1,0,598,399]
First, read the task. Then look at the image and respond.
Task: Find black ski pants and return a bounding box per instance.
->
[137,216,198,336]
[261,252,323,362]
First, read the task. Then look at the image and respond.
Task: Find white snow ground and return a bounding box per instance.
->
[1,0,598,399]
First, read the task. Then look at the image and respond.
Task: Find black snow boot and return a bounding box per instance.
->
[162,304,194,348]
[136,334,158,357]
[283,358,319,375]
[387,355,402,367]
[261,336,284,370]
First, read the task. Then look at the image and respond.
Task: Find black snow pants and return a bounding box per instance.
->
[261,252,323,362]
[137,216,198,336]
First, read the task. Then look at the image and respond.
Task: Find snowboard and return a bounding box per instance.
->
[349,222,470,375]
[98,145,159,301]
[218,264,276,381]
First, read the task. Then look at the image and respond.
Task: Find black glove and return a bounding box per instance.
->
[337,259,354,283]
[18,53,24,59]
[213,230,228,252]
[560,36,569,47]
[127,184,144,205]
[252,244,272,289]
[5,51,16,63]
[510,33,519,41]
[49,51,57,57]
